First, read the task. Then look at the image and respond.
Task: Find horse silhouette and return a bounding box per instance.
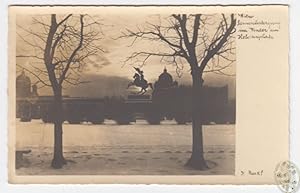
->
[127,73,153,95]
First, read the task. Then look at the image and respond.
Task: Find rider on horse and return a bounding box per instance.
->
[128,67,153,94]
[133,67,146,84]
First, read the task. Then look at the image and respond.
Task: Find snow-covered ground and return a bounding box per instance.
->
[16,120,235,175]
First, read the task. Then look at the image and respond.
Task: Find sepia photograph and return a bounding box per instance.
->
[15,10,236,176]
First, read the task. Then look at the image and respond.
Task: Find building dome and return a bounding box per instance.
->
[154,68,174,90]
[16,70,31,98]
[158,68,173,88]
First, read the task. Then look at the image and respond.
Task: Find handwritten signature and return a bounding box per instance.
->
[240,170,264,176]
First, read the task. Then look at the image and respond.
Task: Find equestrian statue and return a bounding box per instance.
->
[127,67,153,95]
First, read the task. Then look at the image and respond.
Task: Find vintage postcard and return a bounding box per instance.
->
[8,5,289,184]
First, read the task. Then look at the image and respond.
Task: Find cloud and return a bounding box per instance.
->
[66,74,132,97]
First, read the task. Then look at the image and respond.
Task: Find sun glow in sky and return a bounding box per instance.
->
[16,13,236,98]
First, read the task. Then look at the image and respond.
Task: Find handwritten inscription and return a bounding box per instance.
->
[237,14,281,40]
[240,170,264,176]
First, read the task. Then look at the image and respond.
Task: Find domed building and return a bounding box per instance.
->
[154,68,176,89]
[16,70,31,98]
[31,84,39,97]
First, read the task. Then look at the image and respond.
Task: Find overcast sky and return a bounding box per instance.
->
[16,13,236,99]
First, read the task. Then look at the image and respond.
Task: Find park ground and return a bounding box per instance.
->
[15,120,235,175]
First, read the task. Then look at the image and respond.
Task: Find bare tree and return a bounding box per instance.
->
[17,14,104,168]
[120,14,236,169]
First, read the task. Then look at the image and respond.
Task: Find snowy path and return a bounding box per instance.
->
[16,120,235,175]
[16,120,235,147]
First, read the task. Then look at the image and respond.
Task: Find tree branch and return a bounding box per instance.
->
[199,14,236,73]
[59,15,84,85]
[191,14,201,47]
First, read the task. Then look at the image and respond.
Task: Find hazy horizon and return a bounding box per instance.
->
[16,13,236,99]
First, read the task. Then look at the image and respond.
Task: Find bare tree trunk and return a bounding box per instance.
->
[51,88,66,169]
[185,67,208,170]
